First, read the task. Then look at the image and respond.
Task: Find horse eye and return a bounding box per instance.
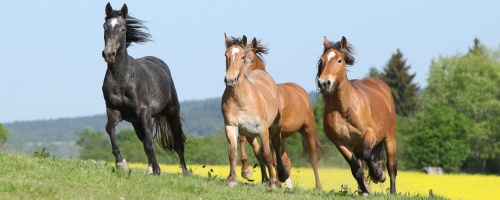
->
[242,56,246,59]
[338,59,342,63]
[121,29,125,32]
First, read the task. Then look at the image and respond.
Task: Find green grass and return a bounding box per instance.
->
[0,151,446,199]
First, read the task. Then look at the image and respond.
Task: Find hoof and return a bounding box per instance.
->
[277,168,289,182]
[359,192,370,197]
[116,159,129,171]
[147,164,154,175]
[227,181,238,188]
[284,177,293,189]
[241,168,253,179]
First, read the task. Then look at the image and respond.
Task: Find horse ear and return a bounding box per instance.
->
[323,36,329,47]
[105,2,113,16]
[340,36,347,49]
[224,33,231,49]
[242,35,248,47]
[121,4,128,19]
[251,37,258,49]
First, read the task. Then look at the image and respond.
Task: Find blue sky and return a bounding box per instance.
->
[1,1,499,123]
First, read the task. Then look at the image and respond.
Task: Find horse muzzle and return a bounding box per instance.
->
[103,49,117,63]
[224,76,238,87]
[318,78,335,94]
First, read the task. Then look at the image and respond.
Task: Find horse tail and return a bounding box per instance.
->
[153,115,176,152]
[301,131,325,162]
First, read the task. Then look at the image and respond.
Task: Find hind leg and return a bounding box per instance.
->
[165,110,188,176]
[105,108,129,171]
[300,125,323,191]
[247,136,269,184]
[385,126,397,194]
[240,135,253,179]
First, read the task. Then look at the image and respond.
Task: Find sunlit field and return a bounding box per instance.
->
[129,163,499,200]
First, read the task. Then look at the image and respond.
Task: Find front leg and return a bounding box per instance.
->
[138,108,160,175]
[105,108,128,170]
[225,125,239,187]
[362,129,385,183]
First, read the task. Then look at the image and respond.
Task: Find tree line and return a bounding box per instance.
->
[76,38,500,174]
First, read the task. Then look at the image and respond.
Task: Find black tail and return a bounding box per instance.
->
[301,132,325,162]
[154,115,185,152]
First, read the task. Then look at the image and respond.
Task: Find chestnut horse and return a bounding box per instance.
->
[222,35,290,188]
[316,36,397,194]
[224,34,323,190]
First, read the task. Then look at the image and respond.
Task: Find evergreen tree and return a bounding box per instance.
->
[0,123,8,149]
[468,37,487,57]
[367,67,383,79]
[380,49,420,117]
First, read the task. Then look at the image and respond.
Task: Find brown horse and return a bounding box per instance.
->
[222,35,289,188]
[224,34,324,190]
[316,36,397,195]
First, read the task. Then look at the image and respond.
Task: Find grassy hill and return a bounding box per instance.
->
[0,151,441,199]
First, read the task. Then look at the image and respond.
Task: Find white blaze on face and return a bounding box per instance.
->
[110,18,119,28]
[327,51,336,62]
[231,47,240,62]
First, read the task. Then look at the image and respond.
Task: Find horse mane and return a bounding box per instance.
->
[226,36,269,63]
[316,39,356,89]
[105,11,152,48]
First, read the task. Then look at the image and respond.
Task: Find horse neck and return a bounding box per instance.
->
[326,71,355,112]
[226,71,253,100]
[107,47,131,77]
[251,57,266,71]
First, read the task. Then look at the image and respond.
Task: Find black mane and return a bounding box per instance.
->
[105,11,152,48]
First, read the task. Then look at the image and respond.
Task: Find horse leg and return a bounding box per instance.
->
[225,125,239,187]
[273,142,292,189]
[166,110,189,176]
[385,125,397,194]
[247,136,269,184]
[131,122,153,174]
[300,124,323,191]
[260,127,278,188]
[240,135,253,179]
[105,108,128,171]
[138,109,160,175]
[362,130,385,184]
[270,132,291,188]
[335,144,370,195]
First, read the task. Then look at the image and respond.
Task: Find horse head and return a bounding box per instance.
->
[224,34,249,87]
[102,3,128,63]
[317,36,355,95]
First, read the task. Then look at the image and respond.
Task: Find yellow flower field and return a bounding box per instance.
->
[129,163,500,200]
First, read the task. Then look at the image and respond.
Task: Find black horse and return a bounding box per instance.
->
[101,3,188,176]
